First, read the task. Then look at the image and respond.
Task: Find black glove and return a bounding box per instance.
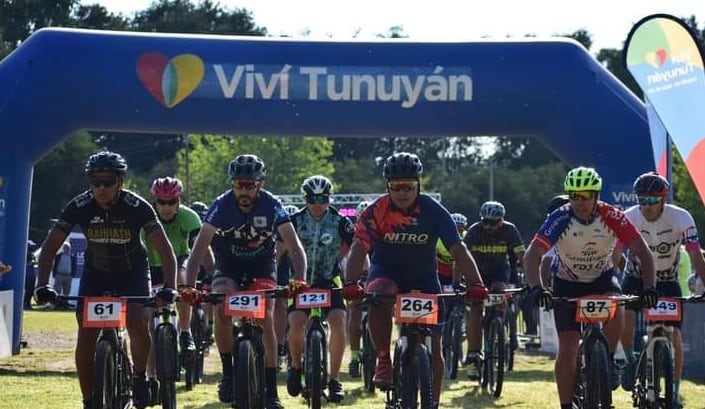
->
[452,282,467,294]
[34,285,58,305]
[530,285,553,310]
[155,287,178,304]
[640,286,659,308]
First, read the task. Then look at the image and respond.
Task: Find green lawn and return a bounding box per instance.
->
[2,310,704,408]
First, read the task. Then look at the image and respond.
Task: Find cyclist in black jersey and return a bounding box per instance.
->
[33,151,178,409]
[462,200,525,369]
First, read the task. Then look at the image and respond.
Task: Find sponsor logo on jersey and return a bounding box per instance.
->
[383,232,429,244]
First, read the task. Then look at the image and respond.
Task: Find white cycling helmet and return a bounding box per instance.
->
[451,212,468,227]
[301,175,333,196]
[356,201,370,218]
[479,201,505,220]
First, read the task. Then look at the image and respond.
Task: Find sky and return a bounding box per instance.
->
[85,0,704,53]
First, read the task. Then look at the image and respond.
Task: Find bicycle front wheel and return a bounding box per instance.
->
[584,338,611,409]
[234,339,259,409]
[155,324,178,409]
[305,329,325,409]
[186,306,207,390]
[444,307,463,380]
[653,341,674,409]
[92,340,116,409]
[486,316,506,398]
[401,343,433,409]
[361,316,376,393]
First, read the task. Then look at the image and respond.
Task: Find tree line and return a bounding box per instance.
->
[2,0,704,245]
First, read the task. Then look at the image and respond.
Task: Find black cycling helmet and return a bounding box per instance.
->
[228,154,266,180]
[633,171,669,197]
[190,201,208,220]
[546,194,570,214]
[85,151,128,175]
[383,152,423,180]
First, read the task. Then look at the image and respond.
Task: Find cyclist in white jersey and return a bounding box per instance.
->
[523,167,657,409]
[618,172,705,406]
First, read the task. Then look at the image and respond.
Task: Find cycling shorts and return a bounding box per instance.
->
[552,271,621,333]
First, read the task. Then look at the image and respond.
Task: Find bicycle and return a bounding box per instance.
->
[362,290,454,409]
[203,285,289,409]
[360,296,376,393]
[631,295,705,409]
[440,285,466,380]
[503,291,520,372]
[293,287,342,409]
[183,281,210,391]
[147,298,179,409]
[552,294,638,409]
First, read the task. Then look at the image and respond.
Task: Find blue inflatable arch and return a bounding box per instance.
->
[0,28,651,353]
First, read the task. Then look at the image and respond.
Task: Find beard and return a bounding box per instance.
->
[237,194,254,207]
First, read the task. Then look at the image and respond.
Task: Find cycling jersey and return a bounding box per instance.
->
[532,201,640,283]
[205,188,289,278]
[290,206,354,285]
[436,230,467,277]
[53,189,159,274]
[463,221,524,282]
[623,203,700,282]
[142,204,201,267]
[355,194,459,286]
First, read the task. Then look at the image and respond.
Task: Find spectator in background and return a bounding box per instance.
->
[676,245,692,296]
[24,240,38,310]
[52,242,76,298]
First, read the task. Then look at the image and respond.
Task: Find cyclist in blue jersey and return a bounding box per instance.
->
[523,166,658,409]
[343,152,488,409]
[34,151,178,409]
[275,204,300,370]
[286,175,354,402]
[185,154,307,409]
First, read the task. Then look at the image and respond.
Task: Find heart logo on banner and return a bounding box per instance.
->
[136,53,205,108]
[646,48,668,68]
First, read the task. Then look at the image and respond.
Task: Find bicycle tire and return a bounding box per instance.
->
[401,343,433,409]
[92,340,116,409]
[444,307,463,380]
[305,329,325,409]
[361,316,376,393]
[504,304,516,372]
[653,341,674,409]
[185,306,207,390]
[155,324,178,409]
[234,339,258,409]
[584,337,611,409]
[486,316,505,398]
[634,349,648,409]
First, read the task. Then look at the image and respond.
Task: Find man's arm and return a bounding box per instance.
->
[344,240,367,283]
[37,228,69,287]
[185,223,217,287]
[449,241,484,286]
[277,222,307,282]
[523,242,548,288]
[688,247,705,287]
[147,226,177,288]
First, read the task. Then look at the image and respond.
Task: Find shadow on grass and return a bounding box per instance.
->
[0,367,76,378]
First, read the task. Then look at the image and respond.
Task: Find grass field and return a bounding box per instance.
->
[3,309,705,408]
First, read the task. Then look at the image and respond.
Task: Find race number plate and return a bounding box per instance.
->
[295,289,331,309]
[395,293,438,325]
[644,297,681,322]
[484,293,505,307]
[224,291,266,319]
[82,297,126,328]
[575,296,616,323]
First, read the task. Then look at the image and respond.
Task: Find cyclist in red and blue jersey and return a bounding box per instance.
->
[343,152,487,409]
[34,151,178,409]
[185,154,307,409]
[523,166,657,409]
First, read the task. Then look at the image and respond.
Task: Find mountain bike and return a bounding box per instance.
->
[183,281,210,390]
[360,296,376,393]
[553,294,638,409]
[441,285,466,380]
[631,295,705,409]
[204,286,289,409]
[147,298,179,409]
[294,287,342,409]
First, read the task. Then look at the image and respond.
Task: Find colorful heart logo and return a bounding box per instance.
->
[137,53,205,108]
[645,48,668,68]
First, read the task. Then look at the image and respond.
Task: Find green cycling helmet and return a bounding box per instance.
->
[564,166,602,192]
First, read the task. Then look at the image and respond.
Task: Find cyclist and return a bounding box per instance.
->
[188,200,216,345]
[33,151,178,409]
[343,152,488,409]
[184,154,307,409]
[523,166,657,409]
[462,200,525,372]
[286,175,354,402]
[274,204,300,370]
[619,172,705,406]
[142,176,208,403]
[437,212,468,288]
[346,200,370,378]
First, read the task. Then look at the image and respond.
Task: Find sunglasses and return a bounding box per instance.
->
[306,195,330,205]
[387,181,419,192]
[638,196,662,206]
[233,180,260,190]
[568,191,596,201]
[89,176,118,188]
[482,218,501,226]
[156,198,179,206]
